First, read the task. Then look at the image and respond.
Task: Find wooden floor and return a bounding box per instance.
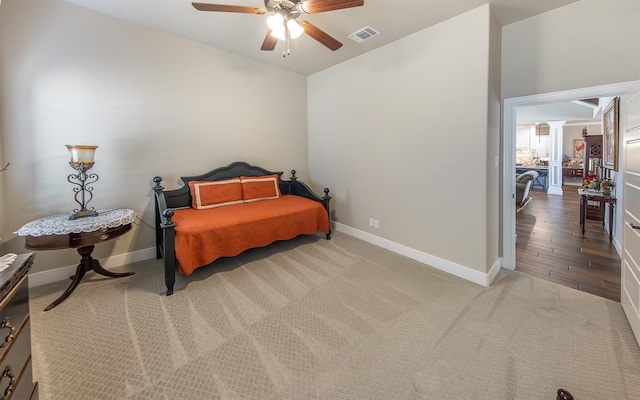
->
[515,186,621,302]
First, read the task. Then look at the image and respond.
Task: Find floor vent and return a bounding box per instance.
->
[348,26,379,43]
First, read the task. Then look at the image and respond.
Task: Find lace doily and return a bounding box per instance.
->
[578,188,600,194]
[578,188,615,198]
[15,208,137,237]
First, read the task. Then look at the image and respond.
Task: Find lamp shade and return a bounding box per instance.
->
[271,25,286,40]
[66,145,98,163]
[287,19,304,39]
[267,13,284,31]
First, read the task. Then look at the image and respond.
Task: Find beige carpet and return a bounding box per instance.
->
[29,232,640,400]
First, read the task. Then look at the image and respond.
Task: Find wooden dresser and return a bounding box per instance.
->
[0,253,38,399]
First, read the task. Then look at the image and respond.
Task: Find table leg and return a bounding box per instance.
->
[580,195,586,235]
[91,259,135,278]
[609,202,614,243]
[44,262,86,311]
[44,245,134,311]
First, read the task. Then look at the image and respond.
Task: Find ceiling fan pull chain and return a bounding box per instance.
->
[282,26,287,57]
[283,25,290,57]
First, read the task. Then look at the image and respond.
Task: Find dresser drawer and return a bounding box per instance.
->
[7,356,35,400]
[0,255,36,400]
[69,224,131,247]
[0,277,29,360]
[0,321,31,399]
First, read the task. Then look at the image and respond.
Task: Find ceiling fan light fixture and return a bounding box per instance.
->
[271,25,286,40]
[287,19,304,39]
[295,2,309,15]
[266,12,284,31]
[192,1,358,54]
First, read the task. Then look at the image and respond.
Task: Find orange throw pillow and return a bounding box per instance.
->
[241,175,281,203]
[188,178,243,209]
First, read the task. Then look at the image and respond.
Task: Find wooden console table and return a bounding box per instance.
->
[578,189,615,243]
[15,208,136,311]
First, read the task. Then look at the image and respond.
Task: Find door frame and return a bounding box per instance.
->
[501,81,636,270]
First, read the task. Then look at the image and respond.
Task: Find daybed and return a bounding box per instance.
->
[152,161,332,295]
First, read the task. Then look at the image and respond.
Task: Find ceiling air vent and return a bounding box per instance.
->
[348,26,379,43]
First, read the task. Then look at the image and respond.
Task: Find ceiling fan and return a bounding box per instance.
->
[192,0,364,56]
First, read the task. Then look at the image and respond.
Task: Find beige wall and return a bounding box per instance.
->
[485,7,501,270]
[502,0,640,99]
[308,5,497,275]
[0,0,308,272]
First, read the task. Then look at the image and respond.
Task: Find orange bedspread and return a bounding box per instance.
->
[172,195,330,275]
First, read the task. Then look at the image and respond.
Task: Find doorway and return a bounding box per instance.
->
[502,82,635,276]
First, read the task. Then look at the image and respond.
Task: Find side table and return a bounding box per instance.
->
[578,189,615,243]
[15,208,137,311]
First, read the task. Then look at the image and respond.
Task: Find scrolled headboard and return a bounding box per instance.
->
[159,161,287,210]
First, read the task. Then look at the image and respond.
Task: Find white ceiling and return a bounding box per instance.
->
[64,0,578,76]
[517,101,601,126]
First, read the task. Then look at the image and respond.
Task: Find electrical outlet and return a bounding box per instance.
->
[374,219,379,228]
[369,218,374,227]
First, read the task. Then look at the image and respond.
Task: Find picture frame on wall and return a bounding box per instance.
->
[602,97,619,170]
[574,139,585,159]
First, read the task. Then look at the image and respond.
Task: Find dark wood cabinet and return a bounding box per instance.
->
[582,134,605,221]
[583,134,602,177]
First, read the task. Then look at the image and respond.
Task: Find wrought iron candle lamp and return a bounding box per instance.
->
[66,145,99,220]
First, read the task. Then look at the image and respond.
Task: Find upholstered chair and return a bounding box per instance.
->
[516,170,539,209]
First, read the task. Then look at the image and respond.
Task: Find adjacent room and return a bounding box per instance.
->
[513,99,623,301]
[1,0,639,399]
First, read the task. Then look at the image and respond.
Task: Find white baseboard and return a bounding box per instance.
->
[548,187,564,196]
[613,235,622,256]
[487,258,501,285]
[334,223,499,287]
[28,247,157,288]
[29,227,503,289]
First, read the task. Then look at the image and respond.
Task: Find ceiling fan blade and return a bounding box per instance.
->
[298,0,364,14]
[261,30,278,51]
[192,2,265,14]
[299,20,343,51]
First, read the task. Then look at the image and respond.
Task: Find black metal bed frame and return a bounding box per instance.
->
[152,161,331,295]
